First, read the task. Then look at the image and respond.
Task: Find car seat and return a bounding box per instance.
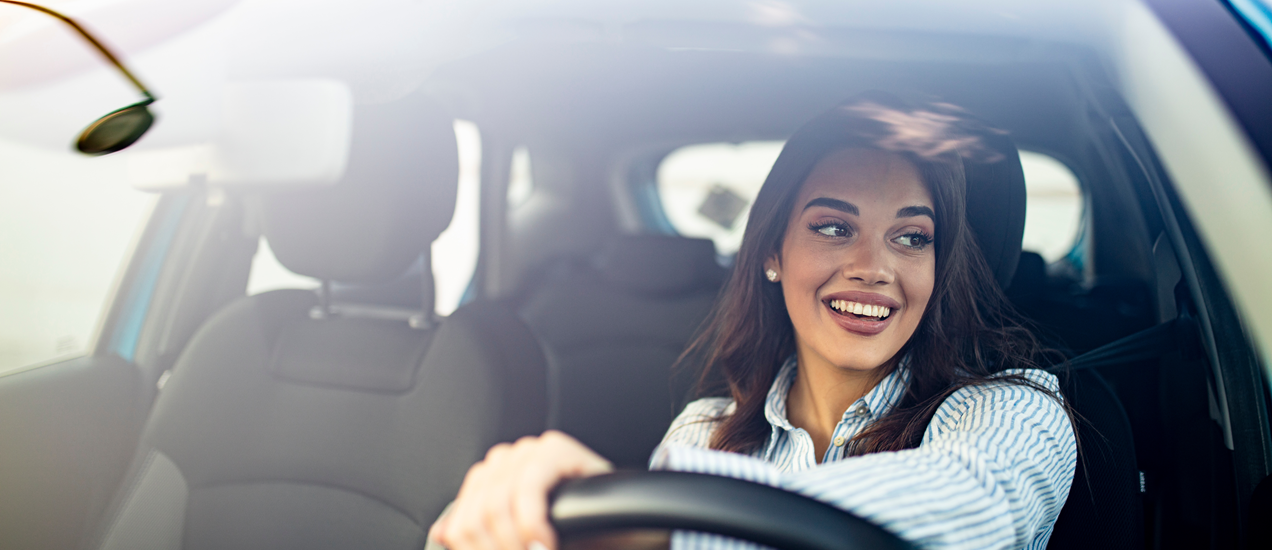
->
[1008,251,1156,356]
[1004,251,1147,548]
[957,134,1144,550]
[83,95,548,550]
[518,235,726,468]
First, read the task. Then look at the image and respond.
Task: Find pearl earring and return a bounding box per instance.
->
[765,269,779,282]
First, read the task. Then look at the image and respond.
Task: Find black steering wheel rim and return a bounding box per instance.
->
[549,471,914,550]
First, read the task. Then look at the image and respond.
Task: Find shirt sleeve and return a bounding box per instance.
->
[653,397,733,454]
[651,373,1077,550]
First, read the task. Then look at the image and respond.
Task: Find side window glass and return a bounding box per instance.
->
[1229,0,1272,52]
[432,120,481,316]
[0,143,156,375]
[245,238,320,295]
[244,120,481,317]
[1018,151,1083,263]
[655,141,783,256]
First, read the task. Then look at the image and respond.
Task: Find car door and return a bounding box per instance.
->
[1127,0,1272,542]
[0,173,256,550]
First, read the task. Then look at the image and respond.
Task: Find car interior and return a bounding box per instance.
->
[1,6,1270,550]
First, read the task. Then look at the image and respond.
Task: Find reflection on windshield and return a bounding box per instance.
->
[842,100,1005,162]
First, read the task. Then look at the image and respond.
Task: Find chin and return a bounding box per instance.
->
[830,352,896,373]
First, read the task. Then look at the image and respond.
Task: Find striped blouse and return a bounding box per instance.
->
[648,355,1077,550]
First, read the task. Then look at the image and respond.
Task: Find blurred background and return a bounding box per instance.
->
[0,0,1083,375]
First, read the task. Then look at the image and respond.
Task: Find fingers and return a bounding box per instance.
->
[443,461,499,550]
[456,445,523,550]
[427,507,450,544]
[512,432,614,549]
[431,431,612,550]
[510,455,562,550]
[540,430,615,477]
[485,443,531,550]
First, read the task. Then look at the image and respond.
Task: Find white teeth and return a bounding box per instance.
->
[830,300,892,319]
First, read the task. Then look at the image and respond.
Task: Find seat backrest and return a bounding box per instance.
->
[87,95,547,550]
[1048,369,1144,549]
[1006,252,1149,547]
[922,125,1146,549]
[957,132,1144,548]
[1008,251,1156,356]
[518,235,725,468]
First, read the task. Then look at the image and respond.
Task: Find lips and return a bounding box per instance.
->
[822,291,902,336]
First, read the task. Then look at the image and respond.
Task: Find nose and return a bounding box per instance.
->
[841,239,894,286]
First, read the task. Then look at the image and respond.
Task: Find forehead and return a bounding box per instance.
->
[796,148,932,208]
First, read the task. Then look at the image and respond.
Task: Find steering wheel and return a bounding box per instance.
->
[549,471,915,550]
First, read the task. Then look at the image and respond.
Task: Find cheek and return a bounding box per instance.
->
[779,238,837,287]
[907,257,937,312]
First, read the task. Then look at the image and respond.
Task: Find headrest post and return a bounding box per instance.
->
[410,255,436,330]
[312,279,333,320]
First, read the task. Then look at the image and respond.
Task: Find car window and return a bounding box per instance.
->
[432,120,482,315]
[653,143,1084,263]
[655,141,783,256]
[0,141,156,375]
[1018,151,1083,262]
[245,238,320,295]
[244,120,481,316]
[1229,0,1272,52]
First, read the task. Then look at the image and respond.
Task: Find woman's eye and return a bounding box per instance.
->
[895,232,933,249]
[811,222,849,237]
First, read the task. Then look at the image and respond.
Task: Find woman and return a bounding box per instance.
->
[429,94,1077,550]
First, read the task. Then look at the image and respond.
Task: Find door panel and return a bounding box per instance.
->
[0,355,144,550]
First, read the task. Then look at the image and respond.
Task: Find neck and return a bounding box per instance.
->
[786,350,892,462]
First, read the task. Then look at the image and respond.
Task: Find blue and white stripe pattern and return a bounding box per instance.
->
[649,355,1076,550]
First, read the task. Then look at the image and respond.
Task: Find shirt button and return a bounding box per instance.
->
[833,436,847,447]
[854,404,869,416]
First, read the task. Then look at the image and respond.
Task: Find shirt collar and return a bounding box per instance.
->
[763,356,801,431]
[763,354,912,431]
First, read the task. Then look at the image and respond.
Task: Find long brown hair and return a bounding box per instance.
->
[684,94,1063,455]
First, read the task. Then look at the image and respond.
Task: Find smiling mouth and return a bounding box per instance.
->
[827,299,893,321]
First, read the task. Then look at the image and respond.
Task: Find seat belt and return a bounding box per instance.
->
[1050,315,1202,373]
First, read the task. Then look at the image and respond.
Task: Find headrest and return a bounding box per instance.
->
[262,95,458,285]
[1005,251,1046,303]
[762,93,1027,292]
[961,131,1027,290]
[594,235,723,295]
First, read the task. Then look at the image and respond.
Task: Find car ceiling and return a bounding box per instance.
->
[429,37,1093,156]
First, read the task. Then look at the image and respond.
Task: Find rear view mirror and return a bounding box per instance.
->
[76,100,155,155]
[2,0,158,155]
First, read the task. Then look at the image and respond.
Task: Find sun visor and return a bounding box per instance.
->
[127,79,353,190]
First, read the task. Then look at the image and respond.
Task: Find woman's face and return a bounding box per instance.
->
[766,148,936,375]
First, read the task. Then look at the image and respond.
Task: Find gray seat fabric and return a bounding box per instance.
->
[518,235,725,468]
[89,95,548,550]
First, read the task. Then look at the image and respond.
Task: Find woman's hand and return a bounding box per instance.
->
[429,430,614,550]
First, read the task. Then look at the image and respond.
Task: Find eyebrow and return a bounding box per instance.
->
[802,198,858,215]
[803,198,934,221]
[896,205,935,220]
